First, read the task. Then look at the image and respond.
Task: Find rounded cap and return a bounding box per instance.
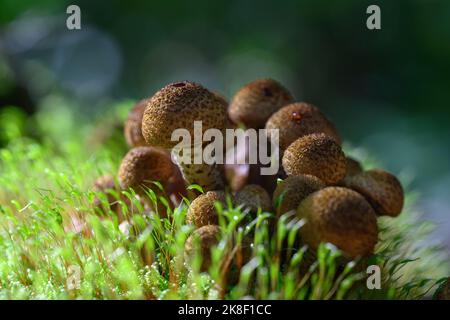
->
[142,81,228,149]
[282,133,347,185]
[266,102,341,151]
[118,146,174,194]
[234,184,272,213]
[342,169,404,217]
[186,191,227,227]
[273,175,325,215]
[345,156,363,176]
[228,79,294,129]
[185,225,221,271]
[93,174,120,213]
[297,187,378,258]
[124,98,149,148]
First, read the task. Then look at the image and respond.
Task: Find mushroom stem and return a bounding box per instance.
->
[171,142,225,192]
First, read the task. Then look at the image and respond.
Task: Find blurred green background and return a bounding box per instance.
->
[0,0,449,249]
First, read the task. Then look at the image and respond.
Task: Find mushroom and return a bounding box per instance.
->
[186,191,227,228]
[273,175,325,216]
[282,133,347,185]
[228,78,294,129]
[92,174,120,213]
[224,134,281,194]
[265,102,341,151]
[345,156,363,176]
[91,174,151,223]
[296,187,378,258]
[342,169,404,217]
[124,98,149,148]
[435,277,450,300]
[141,81,228,192]
[233,184,272,213]
[184,224,221,271]
[118,146,174,195]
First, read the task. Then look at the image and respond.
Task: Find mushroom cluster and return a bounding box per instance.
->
[91,78,405,267]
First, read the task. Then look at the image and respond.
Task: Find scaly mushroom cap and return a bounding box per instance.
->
[234,184,272,213]
[345,156,363,176]
[142,81,228,149]
[282,133,347,185]
[273,175,325,216]
[186,191,227,227]
[436,277,450,300]
[118,146,174,194]
[266,102,341,151]
[297,187,378,258]
[124,98,149,148]
[228,79,294,129]
[185,225,221,271]
[342,169,404,217]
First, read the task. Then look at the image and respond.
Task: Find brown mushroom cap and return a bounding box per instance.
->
[142,81,228,149]
[185,225,221,271]
[345,156,363,176]
[265,102,341,151]
[297,187,378,258]
[118,146,174,194]
[124,99,149,148]
[228,79,294,129]
[93,174,120,213]
[273,175,325,216]
[186,191,227,227]
[234,184,272,213]
[436,277,450,300]
[282,133,347,185]
[342,169,404,217]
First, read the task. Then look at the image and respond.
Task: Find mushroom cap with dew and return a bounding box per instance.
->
[124,98,149,148]
[342,169,404,217]
[234,184,272,213]
[186,191,227,228]
[118,146,174,195]
[282,133,347,185]
[142,81,228,150]
[228,79,294,129]
[297,187,378,258]
[273,175,325,216]
[266,102,341,151]
[185,225,221,271]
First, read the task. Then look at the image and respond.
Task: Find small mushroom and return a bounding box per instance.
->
[124,98,149,148]
[91,174,150,223]
[345,156,363,176]
[118,146,174,195]
[186,191,227,228]
[297,187,378,258]
[435,277,450,300]
[282,133,347,185]
[185,225,221,271]
[273,175,325,216]
[228,79,294,129]
[142,81,228,192]
[265,102,341,151]
[342,169,404,217]
[234,184,272,213]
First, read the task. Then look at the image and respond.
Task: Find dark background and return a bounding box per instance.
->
[0,0,449,249]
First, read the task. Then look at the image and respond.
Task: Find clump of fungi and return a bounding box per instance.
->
[90,78,405,275]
